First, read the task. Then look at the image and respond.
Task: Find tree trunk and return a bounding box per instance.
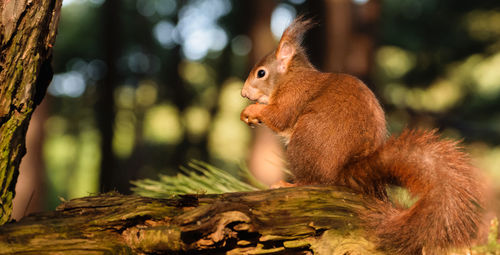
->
[0,0,62,225]
[97,0,120,193]
[12,98,49,220]
[309,0,380,83]
[0,186,384,255]
[243,0,286,186]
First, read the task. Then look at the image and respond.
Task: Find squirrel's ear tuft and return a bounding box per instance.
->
[275,15,316,73]
[279,15,316,47]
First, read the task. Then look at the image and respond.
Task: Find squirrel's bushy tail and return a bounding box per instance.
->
[354,129,484,254]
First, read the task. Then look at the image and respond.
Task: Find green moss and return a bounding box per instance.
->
[0,191,13,225]
[471,217,500,254]
[16,63,23,72]
[309,230,384,255]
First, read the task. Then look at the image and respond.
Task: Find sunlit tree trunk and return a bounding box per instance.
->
[0,0,62,225]
[12,99,49,220]
[244,0,286,186]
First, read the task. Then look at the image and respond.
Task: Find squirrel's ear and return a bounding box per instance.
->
[274,16,315,73]
[276,41,295,73]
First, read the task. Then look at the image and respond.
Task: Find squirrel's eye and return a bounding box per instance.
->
[257,69,266,78]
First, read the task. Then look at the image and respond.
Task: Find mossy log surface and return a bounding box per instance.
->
[0,0,62,224]
[0,186,385,254]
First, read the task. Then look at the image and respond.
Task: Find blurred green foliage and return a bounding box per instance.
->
[42,0,500,212]
[375,0,500,185]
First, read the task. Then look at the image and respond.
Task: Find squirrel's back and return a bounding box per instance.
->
[287,72,386,184]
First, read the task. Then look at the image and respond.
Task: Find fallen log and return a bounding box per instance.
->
[0,186,384,254]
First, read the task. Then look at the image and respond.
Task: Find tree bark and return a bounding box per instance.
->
[0,0,62,225]
[0,186,384,255]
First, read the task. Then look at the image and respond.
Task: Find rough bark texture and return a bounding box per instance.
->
[0,0,62,225]
[0,186,385,255]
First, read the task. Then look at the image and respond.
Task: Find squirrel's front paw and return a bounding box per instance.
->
[241,103,264,127]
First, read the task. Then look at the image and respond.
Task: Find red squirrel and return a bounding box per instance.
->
[240,17,484,255]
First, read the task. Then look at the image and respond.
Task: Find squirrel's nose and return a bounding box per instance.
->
[241,89,247,98]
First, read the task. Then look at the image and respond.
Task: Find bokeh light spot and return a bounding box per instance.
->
[144,104,184,144]
[184,106,211,141]
[153,20,176,49]
[271,4,296,40]
[208,78,250,163]
[48,71,87,98]
[231,35,252,56]
[136,80,158,107]
[113,110,136,158]
[376,46,416,79]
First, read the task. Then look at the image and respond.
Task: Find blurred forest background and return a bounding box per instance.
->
[11,0,500,220]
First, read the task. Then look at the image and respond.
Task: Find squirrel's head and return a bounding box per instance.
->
[241,16,315,104]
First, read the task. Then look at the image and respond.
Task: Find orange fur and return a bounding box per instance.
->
[240,16,484,254]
